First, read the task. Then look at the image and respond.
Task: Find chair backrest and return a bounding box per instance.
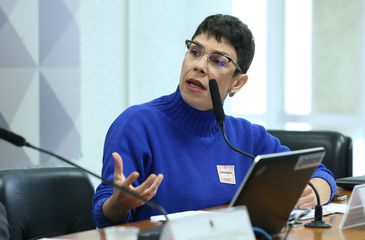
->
[0,167,96,240]
[0,202,9,240]
[268,130,353,179]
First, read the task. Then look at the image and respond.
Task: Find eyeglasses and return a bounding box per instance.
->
[185,40,242,74]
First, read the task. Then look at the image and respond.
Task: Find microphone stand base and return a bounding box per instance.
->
[304,221,332,228]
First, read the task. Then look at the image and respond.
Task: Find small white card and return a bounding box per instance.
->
[159,206,255,240]
[217,165,236,184]
[104,226,139,240]
[340,184,365,229]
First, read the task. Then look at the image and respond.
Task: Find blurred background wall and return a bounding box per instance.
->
[0,0,364,187]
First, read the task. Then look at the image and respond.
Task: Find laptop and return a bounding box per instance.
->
[139,147,325,239]
[229,147,325,235]
[336,175,365,190]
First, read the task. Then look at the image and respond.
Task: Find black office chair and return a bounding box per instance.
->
[0,167,96,240]
[268,130,353,179]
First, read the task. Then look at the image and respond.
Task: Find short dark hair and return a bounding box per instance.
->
[191,14,255,74]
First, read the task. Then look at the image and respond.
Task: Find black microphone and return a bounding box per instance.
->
[0,127,168,222]
[304,182,331,228]
[209,79,225,126]
[209,79,255,160]
[0,128,28,147]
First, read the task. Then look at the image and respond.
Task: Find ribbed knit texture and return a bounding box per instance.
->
[92,88,336,228]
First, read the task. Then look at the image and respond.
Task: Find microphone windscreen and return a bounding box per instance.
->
[0,128,26,147]
[209,79,225,124]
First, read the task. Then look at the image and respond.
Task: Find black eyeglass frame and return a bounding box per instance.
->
[185,39,243,74]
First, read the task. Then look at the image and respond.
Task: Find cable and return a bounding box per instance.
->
[282,223,294,240]
[307,182,320,206]
[253,226,272,240]
[283,208,311,240]
[25,142,169,222]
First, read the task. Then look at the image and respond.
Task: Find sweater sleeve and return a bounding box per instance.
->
[311,164,336,203]
[92,194,115,228]
[251,124,290,155]
[92,107,151,228]
[92,184,134,228]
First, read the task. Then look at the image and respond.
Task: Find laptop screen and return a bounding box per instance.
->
[229,147,325,234]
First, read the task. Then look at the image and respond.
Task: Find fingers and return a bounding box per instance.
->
[111,152,163,205]
[112,152,138,193]
[138,174,158,189]
[112,152,125,182]
[123,171,140,188]
[121,173,164,208]
[137,174,164,200]
[297,197,315,209]
[296,185,316,209]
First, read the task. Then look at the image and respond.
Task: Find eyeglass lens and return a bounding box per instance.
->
[186,41,230,69]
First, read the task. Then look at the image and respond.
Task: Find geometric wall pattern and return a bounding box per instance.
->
[0,0,80,168]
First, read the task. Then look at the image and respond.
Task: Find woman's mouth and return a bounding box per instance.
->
[186,79,207,91]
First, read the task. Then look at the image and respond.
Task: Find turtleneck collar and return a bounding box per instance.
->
[149,87,220,138]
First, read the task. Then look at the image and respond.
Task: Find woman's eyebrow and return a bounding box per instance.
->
[193,40,232,57]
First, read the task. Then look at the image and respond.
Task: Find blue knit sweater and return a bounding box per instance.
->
[92,88,336,228]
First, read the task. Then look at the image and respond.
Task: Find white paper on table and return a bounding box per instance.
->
[151,210,209,222]
[290,203,347,220]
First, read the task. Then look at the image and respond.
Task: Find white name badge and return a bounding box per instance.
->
[217,165,236,184]
[159,206,255,240]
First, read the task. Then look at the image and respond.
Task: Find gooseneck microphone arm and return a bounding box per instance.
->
[208,81,330,229]
[0,127,168,222]
[304,182,331,228]
[220,123,255,160]
[209,79,255,160]
[308,182,321,207]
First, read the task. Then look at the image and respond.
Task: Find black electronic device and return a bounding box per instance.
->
[229,148,325,234]
[336,175,365,190]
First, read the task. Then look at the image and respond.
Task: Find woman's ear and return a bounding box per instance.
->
[230,74,248,96]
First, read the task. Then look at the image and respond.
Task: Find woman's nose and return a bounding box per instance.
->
[193,55,209,74]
